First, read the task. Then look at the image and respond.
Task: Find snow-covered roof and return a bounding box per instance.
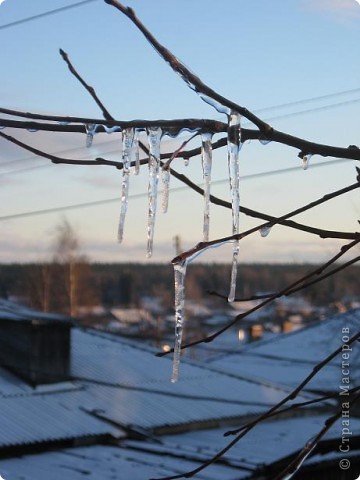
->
[1,414,359,480]
[71,329,315,433]
[0,320,316,450]
[210,309,360,392]
[0,298,70,324]
[0,444,243,480]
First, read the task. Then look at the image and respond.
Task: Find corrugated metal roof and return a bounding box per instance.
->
[1,414,359,480]
[71,329,316,431]
[0,390,123,447]
[0,444,245,480]
[210,308,360,392]
[0,298,70,324]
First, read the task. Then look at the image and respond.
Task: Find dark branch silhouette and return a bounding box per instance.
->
[0,2,358,479]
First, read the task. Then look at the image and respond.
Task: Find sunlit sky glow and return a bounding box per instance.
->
[0,0,359,264]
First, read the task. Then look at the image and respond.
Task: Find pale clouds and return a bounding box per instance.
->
[305,0,360,15]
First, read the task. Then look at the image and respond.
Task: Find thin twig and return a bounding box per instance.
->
[59,48,114,121]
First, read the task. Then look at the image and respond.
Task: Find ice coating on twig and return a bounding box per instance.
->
[171,259,188,383]
[227,112,241,302]
[146,126,162,257]
[118,128,134,243]
[281,437,317,480]
[84,123,97,148]
[161,168,171,213]
[201,132,213,242]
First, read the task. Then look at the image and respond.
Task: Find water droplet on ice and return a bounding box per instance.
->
[260,225,272,237]
[302,154,312,170]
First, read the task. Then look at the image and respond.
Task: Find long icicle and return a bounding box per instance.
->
[227,111,241,302]
[132,129,140,175]
[171,259,188,383]
[201,132,213,242]
[146,126,162,257]
[118,128,134,242]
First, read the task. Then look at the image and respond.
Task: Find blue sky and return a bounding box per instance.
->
[0,0,359,264]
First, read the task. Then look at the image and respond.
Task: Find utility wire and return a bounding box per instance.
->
[0,158,353,222]
[0,0,99,31]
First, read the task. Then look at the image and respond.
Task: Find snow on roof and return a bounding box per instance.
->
[210,308,360,392]
[160,414,360,476]
[71,329,316,432]
[6,413,355,480]
[0,322,314,450]
[0,298,70,324]
[0,389,123,448]
[0,444,244,480]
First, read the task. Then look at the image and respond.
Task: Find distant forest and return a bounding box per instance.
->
[0,263,358,314]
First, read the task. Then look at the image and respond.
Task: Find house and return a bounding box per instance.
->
[0,299,358,479]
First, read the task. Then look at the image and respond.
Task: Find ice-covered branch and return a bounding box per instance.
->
[171,180,360,264]
[1,113,360,161]
[157,239,359,357]
[104,1,360,164]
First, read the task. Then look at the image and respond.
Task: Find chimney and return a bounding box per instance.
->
[0,306,71,386]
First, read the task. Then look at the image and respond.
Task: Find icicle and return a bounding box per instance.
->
[170,239,231,382]
[84,123,97,148]
[260,225,272,237]
[171,259,188,383]
[259,138,271,145]
[118,128,134,243]
[146,126,162,257]
[201,132,213,242]
[184,158,190,167]
[227,111,241,302]
[302,154,313,170]
[161,168,171,213]
[132,130,140,175]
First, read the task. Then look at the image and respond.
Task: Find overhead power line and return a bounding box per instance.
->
[0,158,353,222]
[0,0,99,31]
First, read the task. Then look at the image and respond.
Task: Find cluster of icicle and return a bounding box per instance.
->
[171,112,243,382]
[80,120,311,383]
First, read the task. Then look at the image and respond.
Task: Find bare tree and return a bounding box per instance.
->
[0,1,359,478]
